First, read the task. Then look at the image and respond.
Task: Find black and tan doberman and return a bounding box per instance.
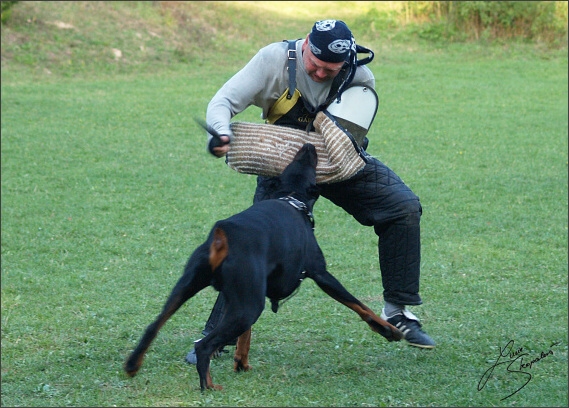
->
[124,143,403,391]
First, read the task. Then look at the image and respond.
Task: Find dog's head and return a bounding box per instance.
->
[263,143,320,208]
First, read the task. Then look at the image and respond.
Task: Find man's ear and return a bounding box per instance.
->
[302,35,310,50]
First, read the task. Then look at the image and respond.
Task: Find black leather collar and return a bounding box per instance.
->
[278,196,315,229]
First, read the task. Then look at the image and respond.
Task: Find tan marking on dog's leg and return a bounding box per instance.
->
[233,328,252,372]
[124,295,185,377]
[209,228,228,271]
[206,365,223,390]
[342,301,403,341]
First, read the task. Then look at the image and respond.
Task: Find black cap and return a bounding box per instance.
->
[308,20,354,63]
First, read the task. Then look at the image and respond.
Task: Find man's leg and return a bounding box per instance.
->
[319,154,435,348]
[185,293,237,364]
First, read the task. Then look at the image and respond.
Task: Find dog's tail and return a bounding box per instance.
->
[209,227,228,271]
[125,237,219,378]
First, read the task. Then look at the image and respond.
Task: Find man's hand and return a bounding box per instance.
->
[195,118,230,158]
[208,135,230,157]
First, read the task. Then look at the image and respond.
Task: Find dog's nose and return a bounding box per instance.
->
[303,143,316,152]
[301,143,317,159]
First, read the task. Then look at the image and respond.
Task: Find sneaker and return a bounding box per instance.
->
[381,309,436,349]
[185,345,229,365]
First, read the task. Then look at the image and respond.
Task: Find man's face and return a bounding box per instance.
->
[302,37,345,83]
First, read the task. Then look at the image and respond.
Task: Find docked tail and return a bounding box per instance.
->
[209,227,228,271]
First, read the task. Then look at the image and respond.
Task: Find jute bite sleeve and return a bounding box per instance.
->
[227,111,365,184]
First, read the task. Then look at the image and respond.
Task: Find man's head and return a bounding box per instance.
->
[302,19,355,83]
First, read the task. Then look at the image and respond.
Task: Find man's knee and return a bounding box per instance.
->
[392,195,422,223]
[373,198,421,235]
[405,198,422,220]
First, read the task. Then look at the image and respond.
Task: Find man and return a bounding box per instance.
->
[186,19,435,364]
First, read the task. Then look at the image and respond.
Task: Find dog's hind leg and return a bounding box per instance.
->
[194,346,222,391]
[195,292,263,390]
[308,267,403,342]
[124,244,213,378]
[194,325,249,391]
[195,318,255,390]
[233,327,252,372]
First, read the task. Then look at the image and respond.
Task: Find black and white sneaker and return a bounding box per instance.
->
[381,309,436,349]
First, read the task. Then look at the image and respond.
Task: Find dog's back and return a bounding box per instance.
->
[208,198,316,300]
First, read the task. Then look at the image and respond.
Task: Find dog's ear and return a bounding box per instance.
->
[257,177,282,200]
[268,177,283,194]
[266,177,281,191]
[308,184,320,200]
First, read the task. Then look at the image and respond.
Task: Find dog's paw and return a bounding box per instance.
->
[368,318,404,342]
[202,383,223,391]
[233,359,252,372]
[124,357,142,377]
[389,326,404,342]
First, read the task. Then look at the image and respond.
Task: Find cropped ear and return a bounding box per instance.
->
[258,177,282,200]
[264,177,281,192]
[308,184,320,200]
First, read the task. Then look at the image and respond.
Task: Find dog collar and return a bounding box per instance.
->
[279,196,315,229]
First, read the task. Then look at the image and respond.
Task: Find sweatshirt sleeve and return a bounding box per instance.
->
[206,42,289,139]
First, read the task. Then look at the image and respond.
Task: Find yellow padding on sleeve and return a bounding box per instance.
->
[266,88,301,124]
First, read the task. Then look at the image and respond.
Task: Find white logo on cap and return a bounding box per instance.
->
[328,39,351,54]
[309,42,322,56]
[315,20,336,31]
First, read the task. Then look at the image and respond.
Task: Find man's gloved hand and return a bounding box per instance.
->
[195,118,230,158]
[208,135,230,157]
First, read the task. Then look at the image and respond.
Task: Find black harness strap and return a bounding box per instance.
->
[286,40,298,99]
[333,44,374,103]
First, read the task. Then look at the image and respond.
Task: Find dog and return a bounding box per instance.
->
[124,143,403,391]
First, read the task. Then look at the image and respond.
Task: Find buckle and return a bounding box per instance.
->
[287,49,296,60]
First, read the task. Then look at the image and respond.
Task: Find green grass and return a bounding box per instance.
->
[2,2,568,407]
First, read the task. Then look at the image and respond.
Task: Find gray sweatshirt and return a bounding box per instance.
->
[205,39,375,139]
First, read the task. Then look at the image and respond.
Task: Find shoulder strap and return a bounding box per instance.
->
[331,44,374,104]
[285,39,298,99]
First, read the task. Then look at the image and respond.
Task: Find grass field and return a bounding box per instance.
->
[1,2,568,407]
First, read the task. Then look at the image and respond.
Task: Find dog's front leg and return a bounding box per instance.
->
[310,269,403,341]
[196,352,223,391]
[205,365,223,391]
[233,327,252,372]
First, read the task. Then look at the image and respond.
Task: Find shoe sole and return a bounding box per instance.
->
[407,341,436,349]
